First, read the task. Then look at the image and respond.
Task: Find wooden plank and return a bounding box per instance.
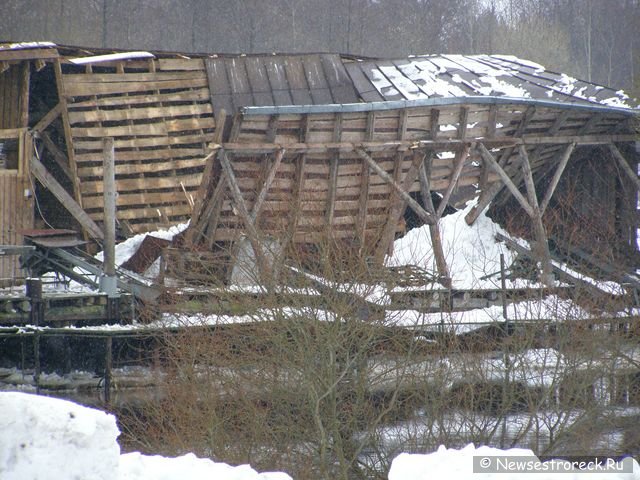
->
[63,70,206,84]
[54,59,84,227]
[63,77,209,97]
[249,149,286,222]
[157,58,205,71]
[225,57,254,109]
[82,189,196,209]
[0,48,58,62]
[75,147,208,164]
[68,103,213,124]
[264,57,293,106]
[30,157,103,240]
[244,57,274,106]
[284,57,313,105]
[343,63,384,102]
[80,173,202,195]
[319,54,357,104]
[77,155,208,178]
[73,133,215,151]
[68,88,210,108]
[301,55,333,104]
[71,117,214,138]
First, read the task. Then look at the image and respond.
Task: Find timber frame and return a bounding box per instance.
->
[0,42,638,286]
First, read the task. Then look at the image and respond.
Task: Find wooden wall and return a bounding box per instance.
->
[61,58,215,234]
[0,63,34,284]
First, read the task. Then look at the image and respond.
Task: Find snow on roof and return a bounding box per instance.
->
[68,51,155,65]
[346,54,638,109]
[0,42,57,51]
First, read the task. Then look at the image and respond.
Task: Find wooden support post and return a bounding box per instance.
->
[609,144,640,192]
[373,151,426,263]
[103,138,116,271]
[219,149,271,283]
[357,148,434,226]
[30,156,104,241]
[38,130,73,180]
[104,336,112,405]
[357,112,376,251]
[419,154,450,286]
[539,142,576,214]
[476,143,535,217]
[27,279,43,393]
[519,145,554,284]
[466,106,536,225]
[326,113,343,232]
[184,109,226,246]
[436,144,470,218]
[250,148,286,223]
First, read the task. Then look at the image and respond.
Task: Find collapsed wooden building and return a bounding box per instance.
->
[0,42,638,288]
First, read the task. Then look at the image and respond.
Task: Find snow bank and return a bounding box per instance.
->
[0,392,292,480]
[387,202,525,290]
[0,391,120,480]
[389,443,640,480]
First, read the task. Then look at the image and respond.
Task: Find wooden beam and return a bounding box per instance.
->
[457,106,469,139]
[326,113,342,229]
[218,149,271,283]
[357,112,375,249]
[53,59,85,239]
[476,143,534,217]
[30,156,104,241]
[356,148,434,226]
[374,150,426,263]
[38,131,73,180]
[465,107,538,226]
[539,142,576,214]
[218,134,637,155]
[436,144,470,218]
[486,104,498,138]
[250,148,286,222]
[31,102,63,134]
[419,154,450,284]
[519,145,554,284]
[19,62,30,128]
[186,108,226,245]
[609,143,640,192]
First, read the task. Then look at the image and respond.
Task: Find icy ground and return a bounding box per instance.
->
[1,392,637,480]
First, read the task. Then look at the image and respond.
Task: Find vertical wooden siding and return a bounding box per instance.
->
[0,63,34,283]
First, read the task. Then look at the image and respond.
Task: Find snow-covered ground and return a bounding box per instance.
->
[0,392,291,480]
[1,392,637,480]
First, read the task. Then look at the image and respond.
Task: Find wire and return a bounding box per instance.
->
[30,140,56,230]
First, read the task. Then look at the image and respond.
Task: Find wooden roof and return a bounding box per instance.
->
[205,54,360,114]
